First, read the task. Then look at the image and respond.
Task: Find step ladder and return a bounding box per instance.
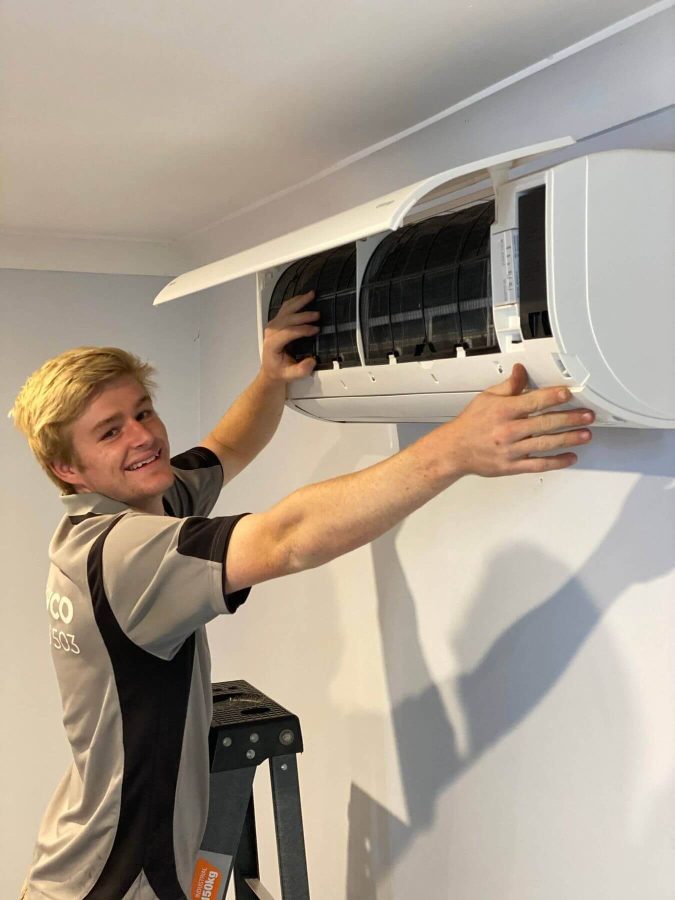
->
[194,680,311,900]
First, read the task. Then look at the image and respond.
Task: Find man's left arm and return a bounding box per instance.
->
[201,291,319,485]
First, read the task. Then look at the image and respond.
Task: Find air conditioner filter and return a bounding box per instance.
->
[360,201,496,364]
[268,244,358,369]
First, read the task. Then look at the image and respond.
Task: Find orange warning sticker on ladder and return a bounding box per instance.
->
[191,858,224,900]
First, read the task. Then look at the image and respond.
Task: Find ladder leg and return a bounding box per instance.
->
[233,794,260,899]
[201,768,256,894]
[270,755,310,900]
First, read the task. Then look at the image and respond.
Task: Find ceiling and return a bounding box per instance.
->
[0,0,663,244]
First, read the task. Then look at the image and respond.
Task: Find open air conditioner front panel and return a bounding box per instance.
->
[154,137,574,305]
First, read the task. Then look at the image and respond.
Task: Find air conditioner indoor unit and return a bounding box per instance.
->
[155,141,675,428]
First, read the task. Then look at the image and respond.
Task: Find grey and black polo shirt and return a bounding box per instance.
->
[24,447,249,900]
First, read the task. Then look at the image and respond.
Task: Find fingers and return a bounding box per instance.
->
[508,408,595,440]
[503,415,592,474]
[266,289,321,360]
[269,324,320,347]
[509,452,579,474]
[512,428,592,459]
[487,362,529,397]
[278,290,316,314]
[263,292,320,381]
[291,356,317,378]
[509,385,573,416]
[268,292,320,338]
[485,364,578,418]
[271,310,320,327]
[275,354,317,383]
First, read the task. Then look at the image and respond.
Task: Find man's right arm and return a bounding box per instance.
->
[224,364,595,592]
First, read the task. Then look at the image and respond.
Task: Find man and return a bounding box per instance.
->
[12,292,593,898]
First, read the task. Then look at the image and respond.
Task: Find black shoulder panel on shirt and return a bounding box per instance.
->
[177,515,251,614]
[170,446,221,470]
[177,516,233,562]
[85,514,193,900]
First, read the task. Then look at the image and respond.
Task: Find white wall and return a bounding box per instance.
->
[196,16,675,899]
[0,270,201,897]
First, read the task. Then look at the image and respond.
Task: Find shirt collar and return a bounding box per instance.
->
[61,492,130,517]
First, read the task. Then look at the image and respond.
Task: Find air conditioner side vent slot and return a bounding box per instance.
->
[518,185,552,339]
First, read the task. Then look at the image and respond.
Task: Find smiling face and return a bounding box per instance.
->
[51,374,174,514]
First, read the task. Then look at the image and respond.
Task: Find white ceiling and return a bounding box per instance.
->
[0,0,663,243]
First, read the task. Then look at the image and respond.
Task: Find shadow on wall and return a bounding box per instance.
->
[345,474,675,898]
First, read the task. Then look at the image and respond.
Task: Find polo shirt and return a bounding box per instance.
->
[24,446,249,899]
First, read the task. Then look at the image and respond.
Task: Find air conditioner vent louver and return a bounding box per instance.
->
[268,244,358,369]
[360,201,496,364]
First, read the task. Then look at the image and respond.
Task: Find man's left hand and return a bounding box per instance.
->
[261,291,320,383]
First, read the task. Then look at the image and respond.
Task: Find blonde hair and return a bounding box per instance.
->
[11,347,157,494]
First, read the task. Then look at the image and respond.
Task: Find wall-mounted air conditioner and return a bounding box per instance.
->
[155,140,675,428]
